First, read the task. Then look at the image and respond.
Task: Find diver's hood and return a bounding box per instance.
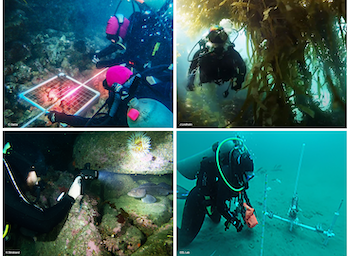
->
[208,29,228,44]
[230,150,253,176]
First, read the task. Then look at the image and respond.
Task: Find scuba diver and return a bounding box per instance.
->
[92,0,173,71]
[92,13,130,66]
[186,25,246,98]
[177,138,258,248]
[50,0,173,127]
[3,141,82,237]
[46,64,173,127]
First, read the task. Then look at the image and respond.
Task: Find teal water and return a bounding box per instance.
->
[177,131,346,256]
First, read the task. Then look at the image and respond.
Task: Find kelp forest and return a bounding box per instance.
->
[177,0,346,127]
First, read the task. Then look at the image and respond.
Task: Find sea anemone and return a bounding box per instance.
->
[127,132,151,156]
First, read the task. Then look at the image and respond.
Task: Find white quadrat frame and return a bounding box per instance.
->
[18,68,108,128]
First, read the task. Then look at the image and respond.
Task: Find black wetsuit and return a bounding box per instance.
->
[96,8,173,71]
[54,5,173,127]
[188,44,246,90]
[4,147,75,235]
[95,43,125,65]
[178,155,248,248]
[5,177,74,234]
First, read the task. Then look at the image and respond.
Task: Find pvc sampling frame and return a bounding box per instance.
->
[19,69,107,127]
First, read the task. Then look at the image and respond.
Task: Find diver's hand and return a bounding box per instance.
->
[232,84,241,91]
[46,111,58,123]
[233,76,244,91]
[186,83,195,91]
[92,55,100,64]
[186,72,196,91]
[46,111,66,123]
[232,219,243,232]
[68,176,82,200]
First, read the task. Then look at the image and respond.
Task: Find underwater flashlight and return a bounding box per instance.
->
[79,163,99,180]
[80,169,99,180]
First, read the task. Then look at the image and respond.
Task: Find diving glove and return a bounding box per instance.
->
[68,176,82,200]
[92,55,100,64]
[224,218,243,232]
[46,111,58,123]
[232,84,241,91]
[46,111,64,123]
[186,69,196,91]
[232,219,243,232]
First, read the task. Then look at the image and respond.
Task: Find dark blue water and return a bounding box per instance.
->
[177,131,346,256]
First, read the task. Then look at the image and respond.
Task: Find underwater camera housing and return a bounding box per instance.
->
[79,163,99,180]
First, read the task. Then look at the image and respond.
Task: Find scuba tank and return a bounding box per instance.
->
[126,97,173,127]
[177,140,236,180]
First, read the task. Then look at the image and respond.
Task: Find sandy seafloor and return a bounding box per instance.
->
[177,131,346,256]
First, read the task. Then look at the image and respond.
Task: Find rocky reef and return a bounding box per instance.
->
[4,0,111,127]
[73,131,173,175]
[4,28,107,127]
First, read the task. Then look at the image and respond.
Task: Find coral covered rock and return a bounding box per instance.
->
[35,195,106,256]
[132,219,173,256]
[73,131,173,175]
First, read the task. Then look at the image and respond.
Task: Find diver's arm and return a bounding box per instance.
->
[188,50,201,74]
[216,181,235,221]
[96,44,122,59]
[232,49,246,89]
[216,181,243,231]
[38,195,75,232]
[5,176,81,234]
[47,111,91,127]
[5,193,75,234]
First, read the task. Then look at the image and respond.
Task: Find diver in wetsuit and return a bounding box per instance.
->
[92,13,130,66]
[3,141,82,236]
[47,1,173,127]
[46,64,172,127]
[187,26,246,97]
[178,141,256,248]
[93,0,173,71]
